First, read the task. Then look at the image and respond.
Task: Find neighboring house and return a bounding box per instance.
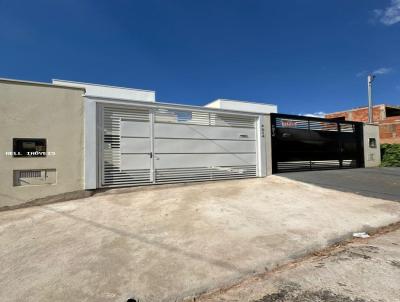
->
[325,104,400,144]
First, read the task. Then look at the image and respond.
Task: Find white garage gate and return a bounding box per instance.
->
[98,103,261,187]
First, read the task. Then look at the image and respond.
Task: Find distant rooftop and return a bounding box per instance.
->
[328,104,400,114]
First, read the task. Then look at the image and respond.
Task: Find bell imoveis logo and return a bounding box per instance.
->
[4,151,56,156]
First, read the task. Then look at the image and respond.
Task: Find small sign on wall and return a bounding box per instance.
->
[12,138,47,157]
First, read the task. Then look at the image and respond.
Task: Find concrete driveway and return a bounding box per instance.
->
[1,176,400,302]
[280,167,400,202]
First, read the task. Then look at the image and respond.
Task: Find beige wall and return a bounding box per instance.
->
[0,80,85,208]
[363,124,381,168]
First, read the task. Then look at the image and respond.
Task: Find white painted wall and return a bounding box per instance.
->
[84,99,97,189]
[52,79,155,102]
[205,99,277,114]
[256,115,267,177]
[264,114,273,175]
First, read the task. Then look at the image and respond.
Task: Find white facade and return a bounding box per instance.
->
[90,99,267,188]
[59,81,276,189]
[52,79,155,102]
[205,99,277,114]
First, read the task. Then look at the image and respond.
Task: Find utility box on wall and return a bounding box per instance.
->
[13,169,56,186]
[363,124,381,167]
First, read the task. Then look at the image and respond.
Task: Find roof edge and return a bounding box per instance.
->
[0,77,85,91]
[52,79,155,93]
[204,98,276,107]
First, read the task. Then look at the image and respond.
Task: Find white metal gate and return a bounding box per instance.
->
[99,104,258,187]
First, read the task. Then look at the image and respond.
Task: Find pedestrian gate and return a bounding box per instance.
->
[271,113,364,173]
[99,104,259,187]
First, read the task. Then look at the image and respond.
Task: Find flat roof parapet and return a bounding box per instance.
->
[52,79,156,102]
[205,99,277,114]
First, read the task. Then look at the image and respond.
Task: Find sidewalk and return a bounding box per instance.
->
[197,223,400,302]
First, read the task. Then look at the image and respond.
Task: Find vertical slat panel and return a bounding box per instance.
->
[102,106,151,186]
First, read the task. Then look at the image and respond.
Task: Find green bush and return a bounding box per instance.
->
[381,143,400,167]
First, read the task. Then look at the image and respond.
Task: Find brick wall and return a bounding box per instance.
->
[380,121,400,144]
[325,105,385,122]
[325,105,400,144]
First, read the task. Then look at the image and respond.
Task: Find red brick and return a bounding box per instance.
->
[326,105,400,144]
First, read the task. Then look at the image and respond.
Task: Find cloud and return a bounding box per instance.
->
[373,67,392,74]
[356,67,392,77]
[302,112,327,118]
[374,0,400,25]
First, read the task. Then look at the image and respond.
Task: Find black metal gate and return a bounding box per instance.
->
[271,113,364,173]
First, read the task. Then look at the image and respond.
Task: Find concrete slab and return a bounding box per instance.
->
[198,226,400,302]
[1,176,400,302]
[280,167,400,202]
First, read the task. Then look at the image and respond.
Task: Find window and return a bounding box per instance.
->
[176,111,192,122]
[13,138,47,157]
[385,106,400,118]
[328,116,346,121]
[369,138,377,148]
